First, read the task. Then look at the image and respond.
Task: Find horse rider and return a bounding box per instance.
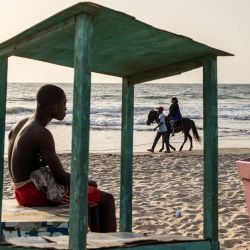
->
[147,106,169,153]
[167,97,182,136]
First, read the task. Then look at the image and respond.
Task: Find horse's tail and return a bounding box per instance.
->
[191,120,201,143]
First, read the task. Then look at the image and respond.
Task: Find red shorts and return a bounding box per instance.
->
[15,182,101,207]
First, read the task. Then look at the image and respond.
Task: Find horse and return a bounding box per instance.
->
[147,110,201,151]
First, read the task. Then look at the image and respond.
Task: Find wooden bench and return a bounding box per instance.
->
[1,200,69,237]
[1,200,208,250]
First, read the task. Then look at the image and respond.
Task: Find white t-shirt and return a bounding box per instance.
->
[158,113,167,132]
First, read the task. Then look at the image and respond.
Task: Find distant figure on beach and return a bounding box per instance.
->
[147,106,169,153]
[8,84,116,232]
[167,97,182,136]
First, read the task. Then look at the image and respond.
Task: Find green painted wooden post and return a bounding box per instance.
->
[0,57,7,239]
[120,78,134,232]
[69,14,93,250]
[203,56,219,250]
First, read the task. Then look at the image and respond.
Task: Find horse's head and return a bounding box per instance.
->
[147,110,158,125]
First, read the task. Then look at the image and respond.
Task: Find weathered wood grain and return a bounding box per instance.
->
[0,57,8,237]
[203,56,219,250]
[2,233,210,250]
[127,57,203,84]
[70,13,93,250]
[0,3,232,81]
[1,200,69,222]
[120,78,134,232]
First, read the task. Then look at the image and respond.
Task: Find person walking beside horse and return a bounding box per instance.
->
[147,106,170,153]
[147,109,201,151]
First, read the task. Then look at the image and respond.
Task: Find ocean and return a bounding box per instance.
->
[4,82,250,153]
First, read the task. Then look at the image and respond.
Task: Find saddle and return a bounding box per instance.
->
[165,118,183,132]
[173,120,183,129]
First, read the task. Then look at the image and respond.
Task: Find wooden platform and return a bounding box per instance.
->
[1,200,69,237]
[2,199,69,222]
[3,233,209,250]
[0,200,209,249]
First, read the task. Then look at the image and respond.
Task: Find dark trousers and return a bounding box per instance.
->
[151,131,168,151]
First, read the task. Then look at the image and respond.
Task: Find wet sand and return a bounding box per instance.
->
[3,148,250,249]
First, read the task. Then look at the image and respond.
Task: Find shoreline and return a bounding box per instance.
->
[5,127,249,154]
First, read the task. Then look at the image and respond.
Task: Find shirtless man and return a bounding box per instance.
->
[8,84,116,232]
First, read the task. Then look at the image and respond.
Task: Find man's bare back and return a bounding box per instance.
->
[8,117,69,185]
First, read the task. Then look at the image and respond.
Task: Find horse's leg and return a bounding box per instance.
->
[187,132,193,151]
[169,144,176,151]
[179,133,188,151]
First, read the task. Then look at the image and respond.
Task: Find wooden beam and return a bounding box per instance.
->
[127,58,203,84]
[0,18,75,57]
[120,78,134,232]
[69,14,93,250]
[0,57,7,238]
[203,56,219,250]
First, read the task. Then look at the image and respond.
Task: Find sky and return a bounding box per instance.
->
[0,0,249,84]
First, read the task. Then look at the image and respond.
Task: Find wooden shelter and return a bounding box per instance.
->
[0,2,232,250]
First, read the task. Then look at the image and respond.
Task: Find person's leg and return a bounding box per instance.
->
[170,120,175,136]
[148,132,161,152]
[162,132,170,152]
[88,206,100,232]
[98,191,117,232]
[60,186,116,232]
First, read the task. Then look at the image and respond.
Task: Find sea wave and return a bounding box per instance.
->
[6,107,34,114]
[7,97,36,102]
[219,128,250,137]
[219,95,248,100]
[219,114,250,120]
[91,107,121,114]
[4,83,250,139]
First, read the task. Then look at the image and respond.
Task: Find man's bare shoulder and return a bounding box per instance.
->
[8,117,30,140]
[37,127,53,139]
[32,126,55,146]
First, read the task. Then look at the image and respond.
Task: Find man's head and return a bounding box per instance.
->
[172,97,178,104]
[36,84,67,120]
[157,106,164,114]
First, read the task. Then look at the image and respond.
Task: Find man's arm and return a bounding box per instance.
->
[153,114,164,131]
[38,129,70,186]
[38,128,97,187]
[153,122,161,131]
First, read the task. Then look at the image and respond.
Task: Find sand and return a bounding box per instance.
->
[3,148,250,250]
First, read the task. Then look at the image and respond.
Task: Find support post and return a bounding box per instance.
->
[120,78,134,232]
[69,14,93,250]
[0,57,7,239]
[0,57,8,240]
[203,56,219,250]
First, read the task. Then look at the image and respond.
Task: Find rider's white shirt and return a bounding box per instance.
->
[158,113,167,132]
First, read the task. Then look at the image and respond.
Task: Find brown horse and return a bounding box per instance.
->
[147,110,201,151]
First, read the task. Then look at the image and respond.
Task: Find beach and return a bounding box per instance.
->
[3,148,250,250]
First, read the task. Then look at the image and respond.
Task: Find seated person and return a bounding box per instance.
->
[167,97,182,136]
[8,84,116,232]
